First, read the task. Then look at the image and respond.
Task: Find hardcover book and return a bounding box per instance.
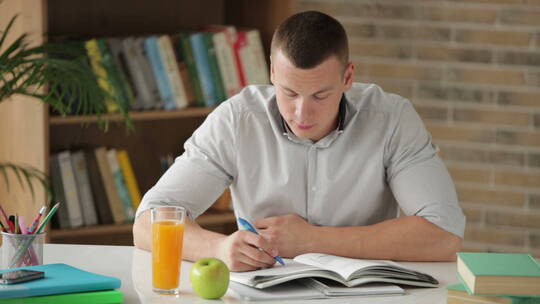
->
[0,264,121,300]
[457,252,540,296]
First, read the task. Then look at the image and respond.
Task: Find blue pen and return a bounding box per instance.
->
[238,217,285,266]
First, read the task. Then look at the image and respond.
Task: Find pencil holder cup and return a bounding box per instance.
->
[1,232,44,269]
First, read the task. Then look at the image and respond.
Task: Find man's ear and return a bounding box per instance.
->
[343,62,355,91]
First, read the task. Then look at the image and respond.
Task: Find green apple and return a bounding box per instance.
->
[190,257,230,299]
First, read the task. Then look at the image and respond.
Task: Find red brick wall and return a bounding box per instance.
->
[296,0,540,256]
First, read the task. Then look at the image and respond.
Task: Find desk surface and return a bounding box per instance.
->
[43,244,459,304]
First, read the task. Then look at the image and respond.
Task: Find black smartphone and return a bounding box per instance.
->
[0,269,45,284]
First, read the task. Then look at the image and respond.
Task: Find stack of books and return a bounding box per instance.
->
[0,263,122,304]
[447,252,540,304]
[50,148,140,228]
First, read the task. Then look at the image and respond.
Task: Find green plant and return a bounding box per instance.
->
[0,15,131,201]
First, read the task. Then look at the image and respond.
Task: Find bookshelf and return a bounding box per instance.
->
[0,0,293,245]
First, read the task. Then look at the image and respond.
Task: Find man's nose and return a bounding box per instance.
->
[294,98,311,121]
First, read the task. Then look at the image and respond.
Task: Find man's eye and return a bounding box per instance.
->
[285,92,297,97]
[314,95,328,100]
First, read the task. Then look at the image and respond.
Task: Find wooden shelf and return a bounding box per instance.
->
[49,107,215,125]
[49,210,236,240]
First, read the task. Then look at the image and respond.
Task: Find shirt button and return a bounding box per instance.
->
[311,186,317,192]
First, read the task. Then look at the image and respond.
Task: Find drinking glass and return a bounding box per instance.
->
[151,206,185,295]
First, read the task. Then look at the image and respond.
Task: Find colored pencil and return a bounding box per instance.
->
[29,206,47,234]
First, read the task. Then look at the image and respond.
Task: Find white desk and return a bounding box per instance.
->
[43,244,459,304]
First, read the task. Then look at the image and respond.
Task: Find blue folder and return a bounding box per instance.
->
[0,263,121,299]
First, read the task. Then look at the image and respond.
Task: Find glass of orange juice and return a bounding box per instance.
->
[151,206,186,295]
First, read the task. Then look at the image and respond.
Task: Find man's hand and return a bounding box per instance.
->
[212,230,279,272]
[254,214,316,258]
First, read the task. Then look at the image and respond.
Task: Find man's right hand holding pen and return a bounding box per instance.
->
[211,226,282,272]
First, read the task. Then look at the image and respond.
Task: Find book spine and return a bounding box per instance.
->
[158,35,189,109]
[190,33,219,106]
[94,147,126,223]
[121,37,153,110]
[212,32,242,98]
[247,30,270,84]
[117,150,142,210]
[107,38,138,110]
[135,37,164,109]
[106,149,135,221]
[144,36,176,110]
[203,33,227,103]
[49,154,71,229]
[84,150,114,225]
[84,39,120,113]
[96,39,132,112]
[232,31,248,87]
[70,151,99,226]
[180,34,205,106]
[57,151,84,228]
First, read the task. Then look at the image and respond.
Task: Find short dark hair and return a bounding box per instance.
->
[271,11,349,71]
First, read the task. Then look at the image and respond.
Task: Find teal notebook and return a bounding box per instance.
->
[0,263,121,299]
[2,290,123,304]
[447,283,540,304]
[457,252,540,296]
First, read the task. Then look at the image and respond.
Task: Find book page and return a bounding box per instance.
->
[230,260,320,286]
[294,253,402,281]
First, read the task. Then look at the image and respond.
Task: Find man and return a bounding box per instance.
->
[133,11,465,272]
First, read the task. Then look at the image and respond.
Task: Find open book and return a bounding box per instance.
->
[230,253,439,289]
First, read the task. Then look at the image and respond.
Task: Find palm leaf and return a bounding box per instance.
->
[0,162,53,202]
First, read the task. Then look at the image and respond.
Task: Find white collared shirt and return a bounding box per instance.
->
[136,83,465,237]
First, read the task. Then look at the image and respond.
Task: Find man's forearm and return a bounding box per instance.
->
[305,216,462,261]
[133,209,226,261]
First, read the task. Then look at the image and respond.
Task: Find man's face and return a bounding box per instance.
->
[270,50,354,142]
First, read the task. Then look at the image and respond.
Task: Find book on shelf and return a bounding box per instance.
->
[108,38,143,111]
[241,29,269,85]
[94,147,127,224]
[176,33,205,106]
[204,29,242,98]
[144,36,177,110]
[230,253,439,289]
[70,151,99,226]
[190,32,221,106]
[84,39,120,114]
[116,149,142,210]
[49,153,71,229]
[0,263,121,300]
[447,283,540,304]
[56,151,84,228]
[158,35,189,109]
[106,149,135,221]
[84,150,114,225]
[457,252,540,297]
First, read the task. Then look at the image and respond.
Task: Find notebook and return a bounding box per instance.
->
[457,252,540,296]
[0,263,121,299]
[230,253,438,289]
[1,290,123,304]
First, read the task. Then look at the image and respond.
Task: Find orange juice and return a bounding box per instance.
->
[152,221,184,291]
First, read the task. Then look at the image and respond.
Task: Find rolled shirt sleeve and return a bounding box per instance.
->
[135,101,237,219]
[385,99,466,238]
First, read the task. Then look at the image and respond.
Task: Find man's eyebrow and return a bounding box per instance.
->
[313,87,333,95]
[280,85,333,95]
